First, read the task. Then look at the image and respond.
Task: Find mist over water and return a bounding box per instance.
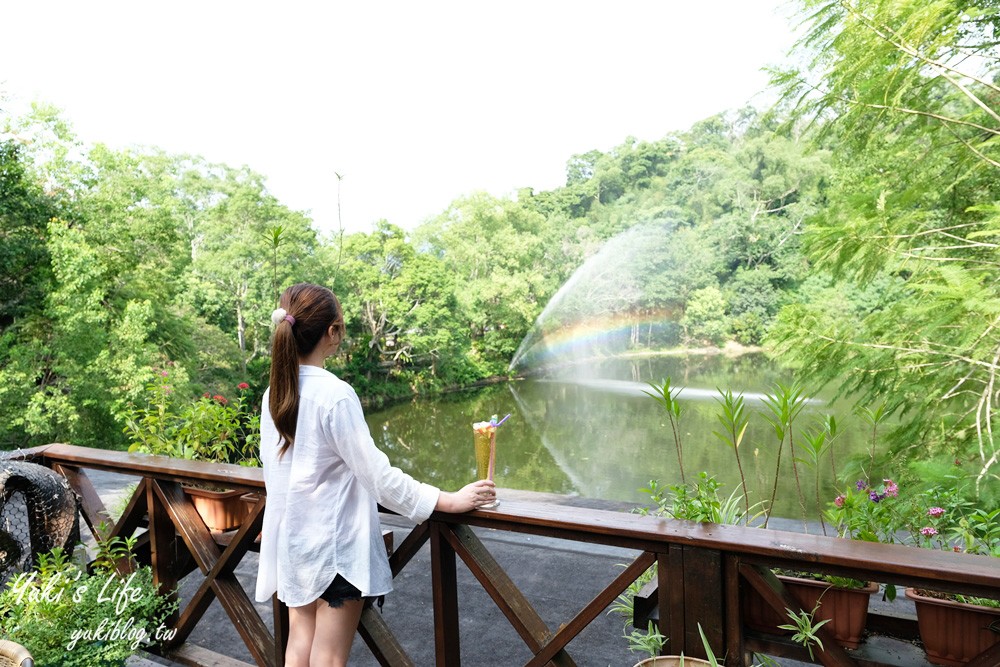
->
[368,221,870,521]
[510,221,682,373]
[535,377,817,404]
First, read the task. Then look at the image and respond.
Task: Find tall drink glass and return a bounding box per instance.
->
[473,421,499,508]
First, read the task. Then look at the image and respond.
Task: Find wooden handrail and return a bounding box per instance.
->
[20,444,1000,667]
[457,499,999,598]
[38,443,264,490]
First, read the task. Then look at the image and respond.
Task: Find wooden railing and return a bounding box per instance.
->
[10,444,1000,667]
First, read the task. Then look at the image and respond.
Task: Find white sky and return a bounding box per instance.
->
[1,1,798,236]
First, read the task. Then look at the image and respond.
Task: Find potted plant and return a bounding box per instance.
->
[905,588,1000,667]
[628,622,719,667]
[0,538,177,666]
[742,572,877,649]
[124,372,261,531]
[904,506,1000,666]
[743,477,902,648]
[618,473,757,663]
[827,473,1000,664]
[777,600,833,662]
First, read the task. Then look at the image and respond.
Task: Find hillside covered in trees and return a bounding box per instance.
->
[1,0,998,500]
[0,103,818,449]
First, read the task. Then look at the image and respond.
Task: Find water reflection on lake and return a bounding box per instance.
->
[365,354,870,519]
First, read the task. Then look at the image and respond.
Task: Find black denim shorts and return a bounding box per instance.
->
[318,575,363,608]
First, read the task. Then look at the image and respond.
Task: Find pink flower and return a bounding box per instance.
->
[882,479,899,497]
[834,494,845,507]
[160,370,169,377]
[920,526,938,537]
[213,395,228,405]
[927,507,945,518]
[238,382,250,390]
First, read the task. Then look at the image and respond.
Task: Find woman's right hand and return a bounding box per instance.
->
[437,479,497,513]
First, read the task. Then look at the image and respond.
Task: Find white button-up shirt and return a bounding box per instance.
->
[254,365,440,607]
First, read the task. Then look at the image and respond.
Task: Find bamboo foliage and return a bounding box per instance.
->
[770,0,1000,496]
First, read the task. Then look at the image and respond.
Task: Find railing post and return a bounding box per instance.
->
[430,521,460,667]
[724,554,748,667]
[146,478,180,626]
[657,545,725,660]
[685,545,725,659]
[658,547,681,654]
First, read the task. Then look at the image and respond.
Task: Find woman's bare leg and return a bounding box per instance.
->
[310,598,365,667]
[285,602,318,667]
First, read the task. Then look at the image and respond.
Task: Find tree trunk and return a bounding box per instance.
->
[236,280,248,375]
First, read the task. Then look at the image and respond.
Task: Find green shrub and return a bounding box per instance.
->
[124,371,259,465]
[0,538,177,666]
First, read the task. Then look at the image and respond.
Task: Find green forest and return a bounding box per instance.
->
[1,0,998,502]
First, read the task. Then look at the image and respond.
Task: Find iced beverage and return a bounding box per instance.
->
[473,421,499,508]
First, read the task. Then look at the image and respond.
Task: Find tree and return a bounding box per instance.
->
[415,193,564,369]
[0,140,54,329]
[770,0,1000,495]
[0,114,255,448]
[336,222,468,390]
[682,285,730,346]
[187,166,322,374]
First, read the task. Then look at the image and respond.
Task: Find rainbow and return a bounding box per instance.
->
[510,308,681,371]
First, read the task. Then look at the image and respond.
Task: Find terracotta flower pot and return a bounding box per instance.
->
[743,574,878,649]
[183,486,250,532]
[634,657,712,666]
[906,588,1000,667]
[240,491,261,512]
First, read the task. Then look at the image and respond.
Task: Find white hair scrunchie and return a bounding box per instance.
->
[271,308,295,327]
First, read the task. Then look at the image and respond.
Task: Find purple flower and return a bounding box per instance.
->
[869,490,885,503]
[920,526,938,537]
[834,494,845,508]
[856,479,869,491]
[927,507,945,518]
[883,479,899,497]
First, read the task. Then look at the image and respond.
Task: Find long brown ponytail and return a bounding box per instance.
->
[269,283,346,454]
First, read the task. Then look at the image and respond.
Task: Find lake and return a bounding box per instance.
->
[365,353,875,521]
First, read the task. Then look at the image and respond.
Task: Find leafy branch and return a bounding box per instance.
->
[644,378,686,485]
[713,387,750,522]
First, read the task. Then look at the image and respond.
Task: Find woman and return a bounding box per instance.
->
[255,283,496,667]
